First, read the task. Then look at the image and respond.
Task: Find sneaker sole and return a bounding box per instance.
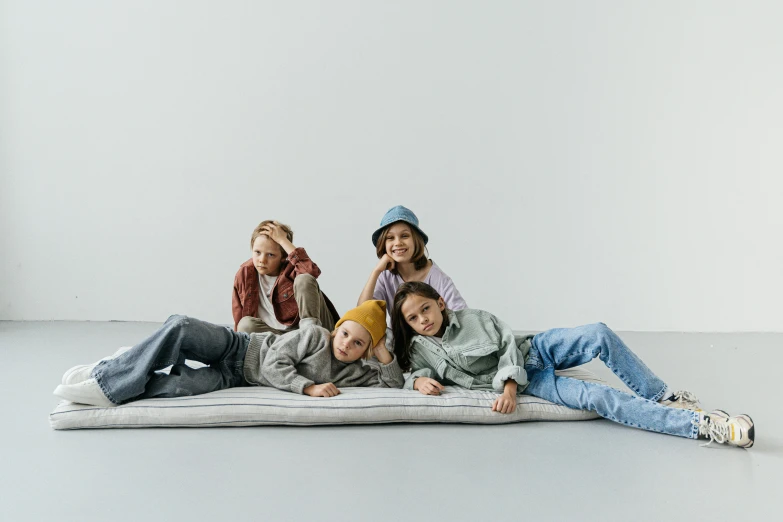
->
[738,414,754,449]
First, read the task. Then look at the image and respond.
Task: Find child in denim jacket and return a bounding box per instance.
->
[391,282,754,449]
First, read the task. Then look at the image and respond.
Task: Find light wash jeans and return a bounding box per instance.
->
[92,315,250,405]
[524,323,699,439]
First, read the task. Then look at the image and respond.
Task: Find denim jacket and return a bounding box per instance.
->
[404,309,532,393]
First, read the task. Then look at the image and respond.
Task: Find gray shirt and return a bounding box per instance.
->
[243,319,404,393]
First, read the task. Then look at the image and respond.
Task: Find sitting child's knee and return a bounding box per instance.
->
[293,273,317,291]
[237,316,257,333]
[165,314,189,327]
[589,322,613,339]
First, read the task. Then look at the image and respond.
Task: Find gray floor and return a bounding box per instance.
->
[1,321,781,521]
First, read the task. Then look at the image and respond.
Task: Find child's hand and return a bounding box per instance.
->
[303,383,340,397]
[413,377,444,396]
[375,254,395,274]
[372,338,393,365]
[259,222,294,249]
[492,392,517,414]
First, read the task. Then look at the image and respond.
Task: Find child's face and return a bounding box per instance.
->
[252,235,284,277]
[332,320,372,362]
[384,223,415,264]
[400,294,446,336]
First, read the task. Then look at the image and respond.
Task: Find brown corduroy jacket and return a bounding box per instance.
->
[231,247,338,331]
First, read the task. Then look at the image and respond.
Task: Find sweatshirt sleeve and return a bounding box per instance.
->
[362,354,405,389]
[490,314,528,392]
[286,247,322,279]
[259,326,324,394]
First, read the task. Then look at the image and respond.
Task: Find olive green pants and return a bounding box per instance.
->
[236,274,336,334]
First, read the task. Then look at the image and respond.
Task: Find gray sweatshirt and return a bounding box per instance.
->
[242,319,404,393]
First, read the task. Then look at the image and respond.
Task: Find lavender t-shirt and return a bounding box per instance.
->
[373,261,468,321]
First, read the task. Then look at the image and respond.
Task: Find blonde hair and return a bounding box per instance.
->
[250,220,293,257]
[330,326,375,360]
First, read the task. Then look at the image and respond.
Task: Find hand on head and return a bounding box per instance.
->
[259,221,287,245]
[372,337,393,365]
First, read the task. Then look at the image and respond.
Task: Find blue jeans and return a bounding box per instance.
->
[524,323,699,439]
[92,315,250,405]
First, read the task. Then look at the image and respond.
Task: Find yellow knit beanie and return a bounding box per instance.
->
[334,300,387,347]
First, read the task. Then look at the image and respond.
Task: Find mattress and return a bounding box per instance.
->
[49,367,603,430]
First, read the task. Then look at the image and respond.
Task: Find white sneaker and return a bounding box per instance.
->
[698,410,755,449]
[660,390,702,411]
[61,346,133,385]
[53,378,115,407]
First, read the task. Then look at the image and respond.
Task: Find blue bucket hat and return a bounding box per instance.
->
[371,205,429,246]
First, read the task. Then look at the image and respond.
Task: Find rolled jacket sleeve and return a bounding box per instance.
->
[403,368,435,390]
[491,315,529,393]
[286,247,321,279]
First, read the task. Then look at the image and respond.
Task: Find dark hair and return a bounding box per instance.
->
[391,281,450,371]
[374,223,428,273]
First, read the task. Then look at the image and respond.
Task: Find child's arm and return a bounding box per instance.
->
[364,339,405,388]
[412,376,445,395]
[492,380,518,414]
[261,221,322,278]
[403,350,444,394]
[490,314,528,393]
[259,327,323,394]
[302,383,339,397]
[286,247,322,279]
[357,255,394,305]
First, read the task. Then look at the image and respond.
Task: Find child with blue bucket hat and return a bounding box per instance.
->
[358,205,468,321]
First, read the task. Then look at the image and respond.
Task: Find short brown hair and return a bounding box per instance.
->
[250,220,293,257]
[374,224,428,273]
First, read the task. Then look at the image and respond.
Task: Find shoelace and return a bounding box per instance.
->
[698,417,730,447]
[672,390,700,407]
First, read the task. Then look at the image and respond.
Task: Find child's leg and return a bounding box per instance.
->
[237,316,286,334]
[293,274,336,331]
[92,315,249,404]
[529,323,667,401]
[524,368,700,439]
[140,364,235,400]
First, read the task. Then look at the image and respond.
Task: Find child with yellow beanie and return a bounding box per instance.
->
[53,300,403,407]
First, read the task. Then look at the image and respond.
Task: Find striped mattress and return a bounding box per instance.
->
[49,367,602,430]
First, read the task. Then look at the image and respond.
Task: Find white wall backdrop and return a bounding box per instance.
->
[1,1,781,331]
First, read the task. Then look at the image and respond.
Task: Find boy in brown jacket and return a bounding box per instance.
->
[232,220,339,333]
